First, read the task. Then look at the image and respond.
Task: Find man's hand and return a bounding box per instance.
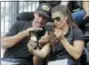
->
[21,27,43,37]
[27,40,37,52]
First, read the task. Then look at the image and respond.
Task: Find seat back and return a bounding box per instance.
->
[17,12,34,21]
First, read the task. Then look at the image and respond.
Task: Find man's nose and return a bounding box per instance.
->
[38,17,43,22]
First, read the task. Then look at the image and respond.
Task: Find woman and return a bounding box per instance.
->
[27,5,84,65]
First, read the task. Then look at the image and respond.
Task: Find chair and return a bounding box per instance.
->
[17,12,34,21]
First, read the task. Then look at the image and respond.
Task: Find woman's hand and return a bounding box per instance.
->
[54,28,64,40]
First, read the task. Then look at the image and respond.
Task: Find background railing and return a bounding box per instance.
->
[1,1,39,37]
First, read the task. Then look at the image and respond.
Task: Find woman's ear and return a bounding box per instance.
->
[65,16,68,21]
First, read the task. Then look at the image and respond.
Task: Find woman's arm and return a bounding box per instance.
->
[28,43,50,59]
[33,55,42,65]
[60,37,84,60]
[60,0,71,6]
[54,28,84,60]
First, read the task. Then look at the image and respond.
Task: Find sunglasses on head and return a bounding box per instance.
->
[52,17,61,22]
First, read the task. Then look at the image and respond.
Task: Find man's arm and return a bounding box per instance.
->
[1,31,28,49]
[1,27,42,49]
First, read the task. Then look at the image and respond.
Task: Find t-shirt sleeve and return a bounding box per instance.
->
[73,27,84,41]
[5,21,20,37]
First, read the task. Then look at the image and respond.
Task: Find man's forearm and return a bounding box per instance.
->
[1,31,29,49]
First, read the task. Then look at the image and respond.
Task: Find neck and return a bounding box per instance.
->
[62,24,69,35]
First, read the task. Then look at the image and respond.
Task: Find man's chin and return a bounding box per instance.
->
[33,26,42,28]
[37,25,44,28]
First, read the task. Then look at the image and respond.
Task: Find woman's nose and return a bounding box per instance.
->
[54,20,57,24]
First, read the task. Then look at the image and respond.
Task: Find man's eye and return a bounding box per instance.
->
[39,14,42,17]
[39,14,47,19]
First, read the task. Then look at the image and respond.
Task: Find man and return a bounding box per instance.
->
[1,3,52,65]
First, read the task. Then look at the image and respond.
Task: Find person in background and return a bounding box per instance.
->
[55,0,89,25]
[40,0,89,25]
[71,0,89,25]
[82,0,89,19]
[1,3,52,65]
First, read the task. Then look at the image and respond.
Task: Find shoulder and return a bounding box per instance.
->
[72,27,84,40]
[72,27,83,35]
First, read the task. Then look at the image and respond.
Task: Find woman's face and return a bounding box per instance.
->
[52,12,68,29]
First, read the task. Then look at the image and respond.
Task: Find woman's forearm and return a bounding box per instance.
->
[30,43,50,59]
[59,37,84,60]
[32,49,47,58]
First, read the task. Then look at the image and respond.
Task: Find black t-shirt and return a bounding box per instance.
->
[3,21,45,59]
[47,26,84,61]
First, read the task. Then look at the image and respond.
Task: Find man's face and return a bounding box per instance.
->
[32,13,48,28]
